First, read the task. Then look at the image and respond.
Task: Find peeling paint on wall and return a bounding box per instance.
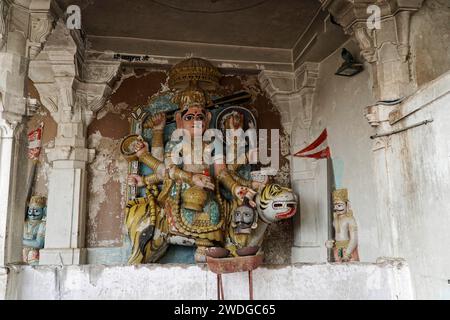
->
[87,131,129,247]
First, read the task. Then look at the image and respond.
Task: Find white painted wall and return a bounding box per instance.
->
[291,39,381,263]
[296,40,450,298]
[375,71,450,299]
[0,268,7,300]
[3,260,413,300]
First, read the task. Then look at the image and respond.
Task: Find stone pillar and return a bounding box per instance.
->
[0,0,57,265]
[29,22,120,265]
[259,63,326,262]
[39,75,93,265]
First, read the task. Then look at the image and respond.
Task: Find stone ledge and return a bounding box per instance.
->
[2,259,413,300]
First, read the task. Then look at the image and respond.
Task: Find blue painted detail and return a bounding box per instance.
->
[158,245,196,264]
[182,207,195,224]
[332,158,345,189]
[205,197,220,225]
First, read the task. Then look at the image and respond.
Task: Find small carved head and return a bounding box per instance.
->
[332,189,349,216]
[27,196,46,221]
[232,199,257,234]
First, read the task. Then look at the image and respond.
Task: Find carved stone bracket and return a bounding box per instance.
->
[258,62,319,135]
[81,61,122,113]
[322,0,424,102]
[28,1,60,60]
[0,0,62,58]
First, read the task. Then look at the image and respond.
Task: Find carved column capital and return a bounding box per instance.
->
[81,60,121,113]
[259,63,319,135]
[0,114,21,139]
[1,1,62,57]
[28,0,61,59]
[322,0,425,102]
[258,70,296,133]
[323,0,424,32]
[29,22,121,164]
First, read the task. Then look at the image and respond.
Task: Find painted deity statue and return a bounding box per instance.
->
[23,196,46,265]
[124,85,261,263]
[120,58,299,265]
[326,189,359,262]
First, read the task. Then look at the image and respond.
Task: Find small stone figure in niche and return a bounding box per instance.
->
[23,196,46,265]
[326,189,359,262]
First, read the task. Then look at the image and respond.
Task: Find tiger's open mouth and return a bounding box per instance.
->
[275,207,296,219]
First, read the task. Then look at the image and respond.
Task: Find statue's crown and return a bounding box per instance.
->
[332,189,348,203]
[174,84,208,111]
[29,195,47,208]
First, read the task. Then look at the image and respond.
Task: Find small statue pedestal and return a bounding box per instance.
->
[206,254,264,300]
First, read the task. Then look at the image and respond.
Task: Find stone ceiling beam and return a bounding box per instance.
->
[86,36,294,73]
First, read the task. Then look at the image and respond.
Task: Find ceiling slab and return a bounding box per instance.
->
[57,0,321,49]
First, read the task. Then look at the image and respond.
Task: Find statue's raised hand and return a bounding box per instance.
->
[192,174,215,191]
[127,174,145,187]
[145,112,166,130]
[133,136,149,157]
[234,186,257,208]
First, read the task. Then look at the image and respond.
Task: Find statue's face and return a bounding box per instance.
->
[233,205,256,233]
[224,112,244,130]
[27,206,44,221]
[334,201,347,215]
[178,106,210,136]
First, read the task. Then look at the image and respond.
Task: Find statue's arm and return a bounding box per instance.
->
[146,113,166,161]
[230,172,252,188]
[23,222,45,249]
[345,218,358,257]
[215,163,257,206]
[164,141,194,185]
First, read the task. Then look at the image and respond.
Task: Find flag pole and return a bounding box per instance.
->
[24,122,44,219]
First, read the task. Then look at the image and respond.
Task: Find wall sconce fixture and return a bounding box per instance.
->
[335,48,364,77]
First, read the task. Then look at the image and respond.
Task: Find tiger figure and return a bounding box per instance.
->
[225,183,298,257]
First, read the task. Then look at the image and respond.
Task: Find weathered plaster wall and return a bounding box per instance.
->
[307,39,381,262]
[4,259,413,300]
[411,0,450,87]
[377,71,450,299]
[85,69,167,248]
